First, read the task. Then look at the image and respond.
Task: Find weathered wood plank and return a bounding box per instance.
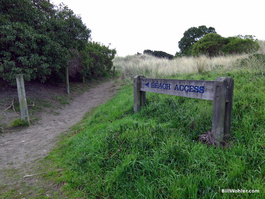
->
[140,78,216,100]
[211,77,234,145]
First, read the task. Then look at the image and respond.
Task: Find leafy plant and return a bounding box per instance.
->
[192,34,260,57]
[80,42,116,81]
[191,33,227,57]
[0,0,91,85]
[222,37,259,54]
[10,119,29,127]
[178,25,217,56]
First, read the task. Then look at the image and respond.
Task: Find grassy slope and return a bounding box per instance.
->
[47,63,265,198]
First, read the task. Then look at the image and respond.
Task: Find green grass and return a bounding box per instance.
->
[10,118,29,127]
[46,67,265,198]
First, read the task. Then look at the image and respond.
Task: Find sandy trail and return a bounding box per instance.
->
[0,80,118,170]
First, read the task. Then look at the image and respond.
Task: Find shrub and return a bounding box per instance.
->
[10,119,29,127]
[0,22,70,85]
[0,0,91,85]
[143,50,174,59]
[192,34,260,57]
[192,33,226,57]
[81,42,116,81]
[222,37,260,54]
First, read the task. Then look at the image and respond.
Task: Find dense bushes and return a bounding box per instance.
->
[81,42,116,81]
[0,22,70,84]
[0,0,116,85]
[222,37,260,54]
[143,50,173,59]
[192,33,259,57]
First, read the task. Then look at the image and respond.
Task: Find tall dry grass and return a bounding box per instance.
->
[257,40,265,54]
[114,54,248,79]
[114,40,265,79]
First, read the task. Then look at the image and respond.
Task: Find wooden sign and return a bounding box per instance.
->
[140,78,216,100]
[134,75,234,145]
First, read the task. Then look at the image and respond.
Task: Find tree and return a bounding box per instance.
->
[0,22,69,84]
[191,33,226,57]
[0,0,116,86]
[178,25,216,56]
[43,4,91,51]
[0,0,91,85]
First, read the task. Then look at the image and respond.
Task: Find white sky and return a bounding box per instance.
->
[51,0,265,57]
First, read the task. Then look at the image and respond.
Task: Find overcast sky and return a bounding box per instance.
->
[51,0,265,57]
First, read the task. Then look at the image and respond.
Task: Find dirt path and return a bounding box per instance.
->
[0,80,118,186]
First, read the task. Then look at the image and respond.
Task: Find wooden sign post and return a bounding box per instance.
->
[134,75,234,145]
[16,74,30,125]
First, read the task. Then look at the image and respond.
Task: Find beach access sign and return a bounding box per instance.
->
[140,78,216,100]
[134,76,234,145]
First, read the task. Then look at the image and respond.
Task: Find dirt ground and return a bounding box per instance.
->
[0,79,119,197]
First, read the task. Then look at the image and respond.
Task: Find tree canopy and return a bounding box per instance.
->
[178,25,216,56]
[0,0,115,85]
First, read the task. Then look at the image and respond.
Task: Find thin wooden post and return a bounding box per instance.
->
[16,74,30,125]
[212,77,233,145]
[66,67,70,94]
[113,66,116,76]
[134,75,146,112]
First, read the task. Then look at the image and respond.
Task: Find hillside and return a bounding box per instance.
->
[1,41,264,198]
[42,48,265,198]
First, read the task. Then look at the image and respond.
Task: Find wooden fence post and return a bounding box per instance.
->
[223,77,234,140]
[113,66,116,76]
[134,75,146,112]
[16,74,30,125]
[66,67,70,94]
[212,77,234,145]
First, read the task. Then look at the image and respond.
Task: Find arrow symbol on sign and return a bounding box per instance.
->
[145,82,149,88]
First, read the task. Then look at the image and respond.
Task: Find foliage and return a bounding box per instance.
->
[143,50,174,59]
[178,25,216,56]
[0,0,97,85]
[191,33,227,56]
[192,34,260,57]
[10,118,29,127]
[43,4,91,51]
[80,42,116,80]
[0,22,69,84]
[222,37,259,54]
